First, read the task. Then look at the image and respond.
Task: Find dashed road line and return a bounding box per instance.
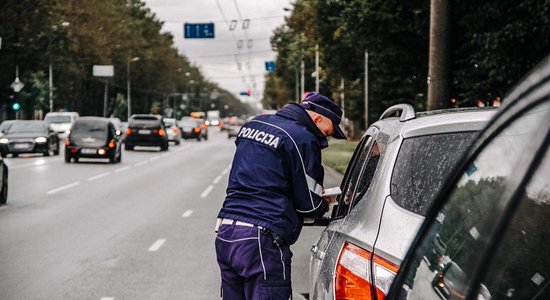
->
[213,175,222,184]
[134,161,148,167]
[149,156,160,161]
[87,172,111,181]
[182,210,193,218]
[222,165,231,175]
[46,182,81,195]
[148,239,166,252]
[201,185,214,198]
[100,297,114,300]
[114,166,132,173]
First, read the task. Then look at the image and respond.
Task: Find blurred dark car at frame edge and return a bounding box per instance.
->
[0,120,60,158]
[124,114,169,151]
[64,117,122,164]
[385,56,550,300]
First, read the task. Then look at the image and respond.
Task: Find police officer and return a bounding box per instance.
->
[215,92,347,299]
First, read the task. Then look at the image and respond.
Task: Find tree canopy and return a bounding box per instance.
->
[0,0,252,121]
[264,0,550,137]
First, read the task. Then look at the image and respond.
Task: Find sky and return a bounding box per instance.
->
[143,0,293,106]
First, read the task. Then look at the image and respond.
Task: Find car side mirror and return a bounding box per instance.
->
[302,203,340,227]
[303,217,331,226]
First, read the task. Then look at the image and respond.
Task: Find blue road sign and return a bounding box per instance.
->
[265,61,276,72]
[184,23,215,39]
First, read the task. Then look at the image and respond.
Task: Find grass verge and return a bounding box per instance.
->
[322,138,359,174]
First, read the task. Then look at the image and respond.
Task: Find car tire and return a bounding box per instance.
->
[125,144,134,151]
[0,167,7,205]
[53,142,60,155]
[109,152,116,164]
[0,152,5,158]
[175,139,180,145]
[161,143,169,151]
[197,135,201,142]
[64,153,71,163]
[116,150,122,163]
[12,153,18,158]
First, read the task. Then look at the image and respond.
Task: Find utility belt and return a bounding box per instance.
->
[215,218,286,247]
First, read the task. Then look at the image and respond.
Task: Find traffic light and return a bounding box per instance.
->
[12,102,21,111]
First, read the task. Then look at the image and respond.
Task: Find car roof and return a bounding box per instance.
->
[130,114,162,120]
[371,106,497,139]
[75,116,110,123]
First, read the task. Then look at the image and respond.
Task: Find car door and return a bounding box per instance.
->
[309,127,383,298]
[387,91,550,300]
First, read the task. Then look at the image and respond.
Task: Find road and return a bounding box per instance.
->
[0,129,340,300]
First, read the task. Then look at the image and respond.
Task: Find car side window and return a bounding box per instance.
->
[479,150,549,299]
[349,132,388,210]
[394,102,549,300]
[333,135,373,218]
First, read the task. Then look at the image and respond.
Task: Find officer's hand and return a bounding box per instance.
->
[323,195,337,204]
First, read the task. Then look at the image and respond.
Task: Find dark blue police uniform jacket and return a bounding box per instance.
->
[218,103,329,245]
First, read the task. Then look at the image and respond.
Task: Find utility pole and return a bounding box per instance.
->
[300,60,305,100]
[427,0,451,110]
[364,51,369,128]
[315,44,319,92]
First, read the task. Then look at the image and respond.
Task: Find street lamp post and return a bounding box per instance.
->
[49,21,70,113]
[127,57,140,120]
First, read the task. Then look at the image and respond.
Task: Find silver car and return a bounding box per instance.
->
[308,104,496,299]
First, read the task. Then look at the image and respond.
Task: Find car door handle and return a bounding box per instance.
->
[311,245,325,260]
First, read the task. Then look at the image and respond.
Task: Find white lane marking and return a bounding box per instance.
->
[0,206,6,211]
[100,298,114,300]
[201,185,214,198]
[46,182,81,195]
[182,210,193,218]
[87,172,111,181]
[134,161,148,167]
[148,239,166,252]
[160,153,170,158]
[213,175,222,184]
[222,166,231,175]
[114,166,131,173]
[35,159,46,166]
[149,156,160,161]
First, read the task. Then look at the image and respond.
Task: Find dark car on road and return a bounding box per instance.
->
[64,117,122,163]
[307,105,496,299]
[124,114,169,151]
[179,116,205,141]
[386,57,550,300]
[0,121,60,157]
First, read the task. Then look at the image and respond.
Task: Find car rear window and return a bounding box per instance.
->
[130,117,161,127]
[45,116,72,123]
[180,118,198,126]
[71,121,108,139]
[391,132,477,216]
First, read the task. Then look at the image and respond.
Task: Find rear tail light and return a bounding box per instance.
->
[172,127,179,135]
[158,129,166,136]
[126,128,132,135]
[193,127,200,133]
[335,242,399,300]
[108,139,116,149]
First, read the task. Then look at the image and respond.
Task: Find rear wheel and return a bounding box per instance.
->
[64,153,71,163]
[12,153,18,158]
[53,142,60,155]
[161,143,169,151]
[196,135,201,142]
[0,168,8,205]
[116,150,122,163]
[109,152,116,164]
[125,144,134,151]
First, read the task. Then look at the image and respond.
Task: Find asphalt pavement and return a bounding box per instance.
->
[0,128,343,300]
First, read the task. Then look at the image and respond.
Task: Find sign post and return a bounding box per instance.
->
[184,23,215,39]
[93,65,114,117]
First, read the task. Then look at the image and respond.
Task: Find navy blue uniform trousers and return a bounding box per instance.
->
[215,222,292,299]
